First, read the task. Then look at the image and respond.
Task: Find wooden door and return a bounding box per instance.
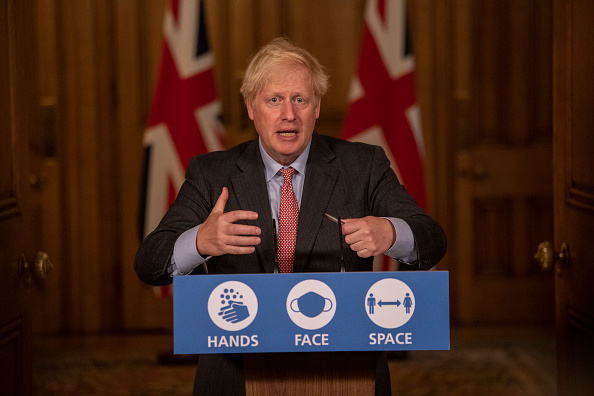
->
[453,0,555,324]
[0,0,38,393]
[552,0,594,393]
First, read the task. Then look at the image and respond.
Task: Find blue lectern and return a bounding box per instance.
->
[174,271,449,394]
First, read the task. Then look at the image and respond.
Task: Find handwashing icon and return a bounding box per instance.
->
[290,291,333,318]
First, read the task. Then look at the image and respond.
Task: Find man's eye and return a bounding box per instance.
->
[270,98,278,103]
[296,98,304,103]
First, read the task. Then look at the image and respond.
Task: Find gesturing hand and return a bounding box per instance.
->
[196,187,261,257]
[341,216,396,258]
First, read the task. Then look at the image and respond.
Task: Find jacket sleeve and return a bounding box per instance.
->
[134,157,214,286]
[367,145,447,270]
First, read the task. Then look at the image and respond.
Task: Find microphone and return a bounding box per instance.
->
[272,219,279,274]
[337,216,346,273]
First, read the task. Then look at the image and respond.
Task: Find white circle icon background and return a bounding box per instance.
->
[208,281,258,331]
[286,280,336,330]
[365,278,415,329]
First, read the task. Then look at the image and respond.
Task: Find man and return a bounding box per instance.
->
[135,37,446,395]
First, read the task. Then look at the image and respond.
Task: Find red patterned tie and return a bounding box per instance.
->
[278,167,299,273]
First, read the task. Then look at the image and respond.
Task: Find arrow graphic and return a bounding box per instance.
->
[378,300,401,307]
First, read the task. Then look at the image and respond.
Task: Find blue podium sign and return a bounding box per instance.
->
[174,271,449,354]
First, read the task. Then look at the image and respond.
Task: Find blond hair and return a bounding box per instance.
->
[240,37,329,105]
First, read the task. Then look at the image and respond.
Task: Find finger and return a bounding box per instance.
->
[223,210,259,223]
[225,235,261,247]
[226,223,261,237]
[346,238,366,252]
[224,245,257,255]
[355,248,373,258]
[345,237,371,255]
[344,230,368,246]
[212,187,229,214]
[340,218,361,236]
[343,232,357,246]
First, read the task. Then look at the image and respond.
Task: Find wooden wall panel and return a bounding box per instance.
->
[59,1,100,332]
[411,0,554,324]
[32,0,170,332]
[409,0,456,256]
[32,0,63,334]
[456,1,554,323]
[469,1,552,145]
[116,0,174,331]
[56,0,117,332]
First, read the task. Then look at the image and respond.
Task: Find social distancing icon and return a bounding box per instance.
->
[365,278,415,329]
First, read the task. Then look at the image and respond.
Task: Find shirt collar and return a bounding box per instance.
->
[259,138,311,182]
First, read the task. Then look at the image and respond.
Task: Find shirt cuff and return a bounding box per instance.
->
[171,225,209,275]
[383,217,417,263]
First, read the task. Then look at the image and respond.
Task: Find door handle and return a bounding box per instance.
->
[33,251,53,280]
[534,241,569,274]
[18,251,54,285]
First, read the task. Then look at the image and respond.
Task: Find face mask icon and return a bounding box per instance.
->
[290,291,333,318]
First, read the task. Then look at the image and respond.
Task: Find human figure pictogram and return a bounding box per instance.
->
[367,293,376,314]
[403,293,413,314]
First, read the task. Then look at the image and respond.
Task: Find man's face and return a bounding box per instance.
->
[246,63,320,165]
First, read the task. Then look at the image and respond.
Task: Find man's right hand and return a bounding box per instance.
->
[196,187,261,257]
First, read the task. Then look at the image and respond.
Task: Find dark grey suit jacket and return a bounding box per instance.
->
[135,132,447,395]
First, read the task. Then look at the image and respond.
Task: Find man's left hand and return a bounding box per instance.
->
[341,217,396,258]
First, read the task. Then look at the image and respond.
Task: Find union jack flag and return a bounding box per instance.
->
[342,0,425,271]
[139,0,224,297]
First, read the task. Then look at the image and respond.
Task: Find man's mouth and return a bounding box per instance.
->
[277,130,298,136]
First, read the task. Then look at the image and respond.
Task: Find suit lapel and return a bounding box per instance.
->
[230,140,276,273]
[293,133,339,272]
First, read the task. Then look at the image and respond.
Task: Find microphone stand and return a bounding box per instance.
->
[273,219,279,274]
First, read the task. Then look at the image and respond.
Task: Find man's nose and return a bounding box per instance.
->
[281,102,296,121]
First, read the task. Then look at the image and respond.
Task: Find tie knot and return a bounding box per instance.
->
[280,167,295,181]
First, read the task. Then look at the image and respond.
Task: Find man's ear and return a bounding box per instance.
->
[315,99,321,119]
[246,99,255,120]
